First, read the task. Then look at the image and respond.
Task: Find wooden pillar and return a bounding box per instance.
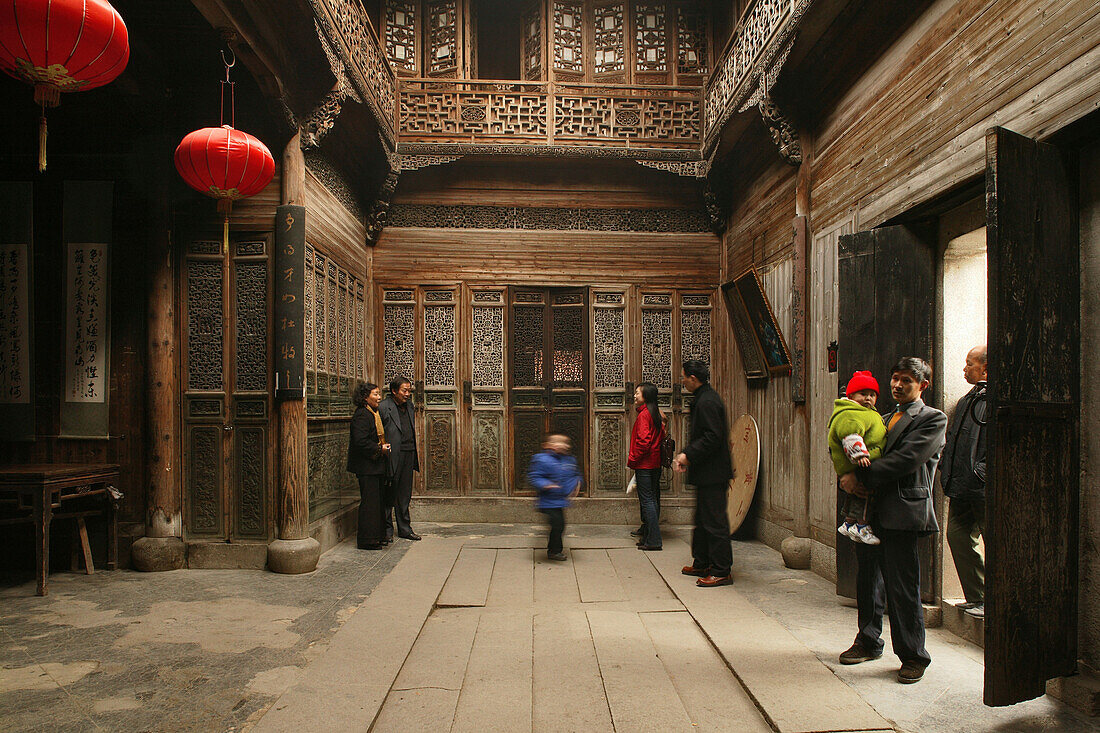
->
[132,143,186,571]
[782,130,814,569]
[268,132,320,573]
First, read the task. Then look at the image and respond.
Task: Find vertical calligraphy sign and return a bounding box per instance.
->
[61,181,113,438]
[0,183,35,440]
[275,205,305,400]
[791,215,808,403]
[65,243,110,403]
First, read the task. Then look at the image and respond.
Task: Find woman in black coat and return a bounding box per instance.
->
[346,382,391,550]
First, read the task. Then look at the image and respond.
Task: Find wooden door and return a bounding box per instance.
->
[836,224,936,599]
[509,287,589,492]
[181,234,273,541]
[984,126,1079,706]
[468,288,507,494]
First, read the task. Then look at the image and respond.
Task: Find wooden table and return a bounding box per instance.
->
[0,463,121,596]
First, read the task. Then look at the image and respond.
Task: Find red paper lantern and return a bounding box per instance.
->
[174,125,276,252]
[0,0,130,171]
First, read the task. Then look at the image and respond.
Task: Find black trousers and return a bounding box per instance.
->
[541,508,565,554]
[691,483,732,576]
[356,474,384,547]
[855,529,931,666]
[384,453,415,537]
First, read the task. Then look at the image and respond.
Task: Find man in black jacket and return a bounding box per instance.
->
[674,359,734,587]
[839,357,946,684]
[379,377,421,541]
[941,345,988,618]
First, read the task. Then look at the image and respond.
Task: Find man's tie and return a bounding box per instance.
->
[887,410,903,432]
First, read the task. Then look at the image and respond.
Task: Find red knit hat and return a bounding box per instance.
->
[845,370,879,397]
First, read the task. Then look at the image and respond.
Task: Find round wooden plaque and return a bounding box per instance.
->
[728,414,760,534]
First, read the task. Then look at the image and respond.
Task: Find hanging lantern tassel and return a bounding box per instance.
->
[33,85,60,173]
[217,199,232,255]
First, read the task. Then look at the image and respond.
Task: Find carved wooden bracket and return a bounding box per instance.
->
[758,95,802,166]
[300,87,347,150]
[636,159,710,178]
[398,154,464,171]
[365,166,401,246]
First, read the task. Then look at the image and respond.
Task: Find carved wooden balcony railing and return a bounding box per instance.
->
[309,0,398,145]
[396,79,702,155]
[703,0,810,152]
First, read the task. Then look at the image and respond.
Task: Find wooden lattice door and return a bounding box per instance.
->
[509,287,589,492]
[181,234,273,541]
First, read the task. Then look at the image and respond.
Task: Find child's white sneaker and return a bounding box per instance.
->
[854,525,880,545]
[838,521,853,537]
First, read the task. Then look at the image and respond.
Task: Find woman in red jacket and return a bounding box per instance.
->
[628,381,665,550]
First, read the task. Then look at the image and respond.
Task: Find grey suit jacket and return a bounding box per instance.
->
[856,398,946,534]
[379,395,419,476]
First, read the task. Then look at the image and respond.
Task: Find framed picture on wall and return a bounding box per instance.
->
[722,267,792,376]
[721,280,769,382]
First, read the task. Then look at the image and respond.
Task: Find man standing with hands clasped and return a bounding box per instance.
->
[674,359,734,587]
[838,357,946,684]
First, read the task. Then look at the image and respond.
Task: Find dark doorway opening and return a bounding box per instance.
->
[474,0,523,80]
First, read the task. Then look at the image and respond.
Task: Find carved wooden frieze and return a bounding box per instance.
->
[386,204,708,231]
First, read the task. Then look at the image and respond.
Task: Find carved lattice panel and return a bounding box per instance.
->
[554,95,698,142]
[635,3,668,73]
[327,266,338,373]
[550,410,585,479]
[314,257,327,374]
[384,303,416,385]
[424,305,456,387]
[304,246,315,376]
[512,305,545,386]
[597,414,624,491]
[641,308,673,388]
[523,5,542,80]
[400,88,548,138]
[426,413,456,493]
[472,306,504,387]
[676,3,707,76]
[187,261,224,392]
[384,0,417,73]
[188,425,221,535]
[594,4,625,75]
[552,307,584,386]
[552,1,584,74]
[427,0,458,75]
[355,285,365,380]
[235,427,266,537]
[513,411,544,492]
[680,308,711,367]
[593,307,624,389]
[473,412,503,494]
[234,262,268,392]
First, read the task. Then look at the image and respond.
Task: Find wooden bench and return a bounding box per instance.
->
[0,463,121,596]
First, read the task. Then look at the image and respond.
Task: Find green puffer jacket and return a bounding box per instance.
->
[827,398,887,475]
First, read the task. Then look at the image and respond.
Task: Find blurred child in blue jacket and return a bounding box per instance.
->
[528,433,582,561]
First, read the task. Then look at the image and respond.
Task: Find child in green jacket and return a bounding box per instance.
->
[828,371,887,545]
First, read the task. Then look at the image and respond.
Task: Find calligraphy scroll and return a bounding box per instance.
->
[65,243,109,403]
[0,183,35,440]
[275,205,305,400]
[61,181,113,438]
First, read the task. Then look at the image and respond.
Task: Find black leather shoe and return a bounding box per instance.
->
[357,543,381,550]
[637,545,663,551]
[399,532,422,541]
[839,642,883,665]
[547,552,567,561]
[897,660,927,684]
[630,527,645,537]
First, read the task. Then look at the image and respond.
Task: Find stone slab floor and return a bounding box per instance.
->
[1,523,1097,732]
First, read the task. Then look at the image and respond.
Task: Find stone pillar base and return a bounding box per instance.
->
[131,536,186,572]
[780,536,811,569]
[267,537,321,574]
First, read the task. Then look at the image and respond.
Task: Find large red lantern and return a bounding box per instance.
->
[174,54,275,254]
[0,0,130,171]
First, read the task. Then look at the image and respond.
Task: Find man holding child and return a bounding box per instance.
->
[838,357,946,684]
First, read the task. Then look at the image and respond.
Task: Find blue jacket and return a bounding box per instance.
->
[528,450,580,509]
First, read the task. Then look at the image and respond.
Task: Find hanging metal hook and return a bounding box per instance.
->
[221,48,236,81]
